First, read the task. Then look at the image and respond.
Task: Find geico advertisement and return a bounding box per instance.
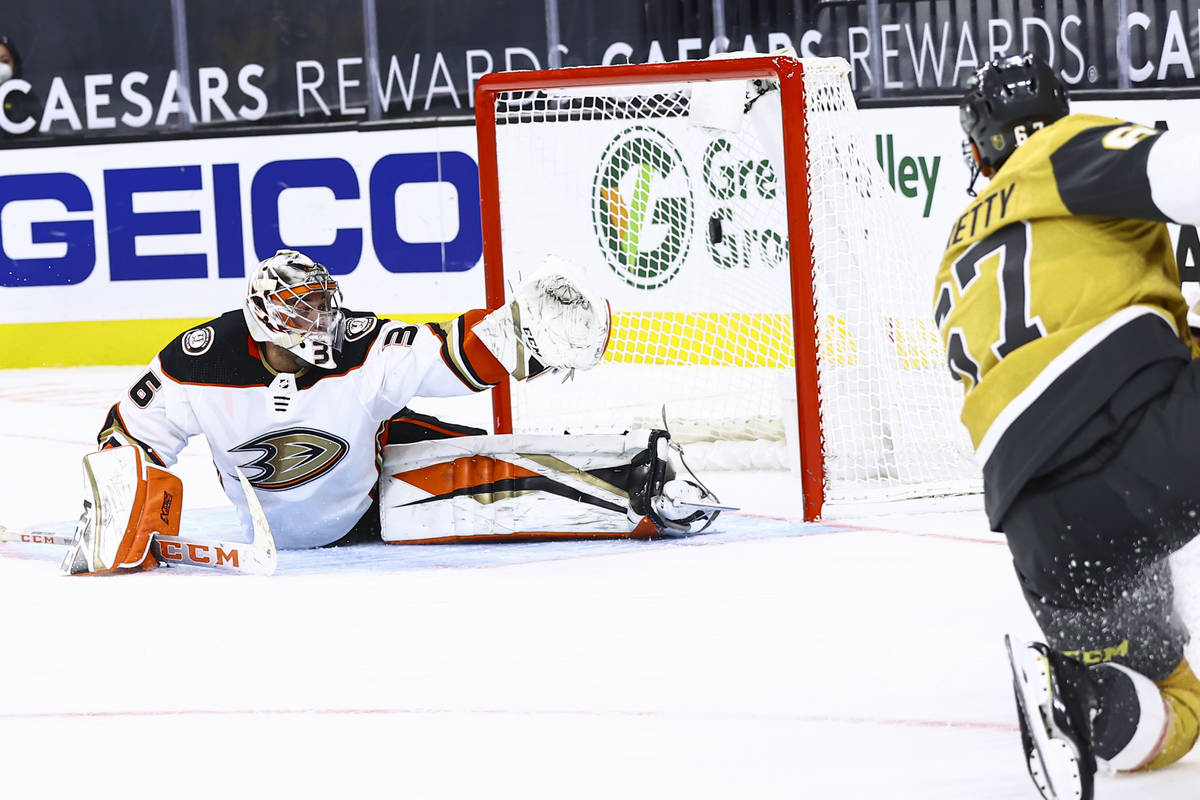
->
[0,125,485,323]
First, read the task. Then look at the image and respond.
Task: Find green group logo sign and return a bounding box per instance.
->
[591,126,695,290]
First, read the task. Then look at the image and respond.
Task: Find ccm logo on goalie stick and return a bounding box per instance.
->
[157,540,240,567]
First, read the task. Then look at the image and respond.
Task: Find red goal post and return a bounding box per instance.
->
[474,54,977,521]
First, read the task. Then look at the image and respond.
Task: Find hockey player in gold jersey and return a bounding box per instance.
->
[937,54,1200,798]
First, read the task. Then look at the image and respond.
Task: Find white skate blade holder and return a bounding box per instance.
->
[1005,635,1090,800]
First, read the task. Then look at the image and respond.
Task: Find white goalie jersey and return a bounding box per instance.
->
[94,267,719,551]
[99,308,508,549]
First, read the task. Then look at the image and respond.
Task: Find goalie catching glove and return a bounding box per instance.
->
[475,256,611,381]
[61,445,183,575]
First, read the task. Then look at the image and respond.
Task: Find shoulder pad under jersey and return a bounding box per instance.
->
[158,310,270,387]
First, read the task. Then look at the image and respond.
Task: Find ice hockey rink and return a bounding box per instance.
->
[4,367,1200,799]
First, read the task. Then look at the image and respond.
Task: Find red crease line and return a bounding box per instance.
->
[0,706,1017,732]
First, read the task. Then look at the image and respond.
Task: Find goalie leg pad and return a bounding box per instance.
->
[61,446,183,575]
[380,432,645,542]
[378,430,721,543]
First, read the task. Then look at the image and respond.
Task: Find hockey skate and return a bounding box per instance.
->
[629,429,734,536]
[1004,636,1099,800]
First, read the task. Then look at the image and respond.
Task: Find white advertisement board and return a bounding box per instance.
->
[861,97,1200,287]
[0,125,485,324]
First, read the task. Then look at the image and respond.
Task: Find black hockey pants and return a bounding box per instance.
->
[324,408,486,547]
[1002,356,1200,680]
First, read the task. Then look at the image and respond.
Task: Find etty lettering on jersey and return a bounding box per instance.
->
[947,184,1017,247]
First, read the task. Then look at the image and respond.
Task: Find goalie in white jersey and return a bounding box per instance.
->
[65,249,721,575]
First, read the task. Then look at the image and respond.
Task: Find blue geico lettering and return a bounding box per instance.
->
[0,151,482,287]
[369,152,480,273]
[252,158,363,273]
[106,165,205,281]
[0,173,96,287]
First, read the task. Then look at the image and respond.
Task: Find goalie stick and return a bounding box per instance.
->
[0,528,273,574]
[0,469,278,576]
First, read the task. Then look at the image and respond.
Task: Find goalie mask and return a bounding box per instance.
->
[243,249,345,368]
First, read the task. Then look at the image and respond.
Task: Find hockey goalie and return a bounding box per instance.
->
[62,250,725,575]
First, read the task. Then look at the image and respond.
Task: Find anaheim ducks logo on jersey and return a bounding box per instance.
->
[343,315,377,341]
[230,427,349,491]
[181,326,214,356]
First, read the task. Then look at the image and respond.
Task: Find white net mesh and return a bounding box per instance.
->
[487,57,979,503]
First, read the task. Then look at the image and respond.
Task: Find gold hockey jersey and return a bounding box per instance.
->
[934,113,1195,527]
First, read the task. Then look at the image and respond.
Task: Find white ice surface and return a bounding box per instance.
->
[3,366,1200,798]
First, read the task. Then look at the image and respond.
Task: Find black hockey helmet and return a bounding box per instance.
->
[960,53,1068,175]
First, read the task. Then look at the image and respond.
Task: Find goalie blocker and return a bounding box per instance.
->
[380,429,727,543]
[61,446,183,575]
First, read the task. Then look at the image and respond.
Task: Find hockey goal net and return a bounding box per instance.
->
[474,54,978,520]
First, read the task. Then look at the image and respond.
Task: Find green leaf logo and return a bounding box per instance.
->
[592,126,694,290]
